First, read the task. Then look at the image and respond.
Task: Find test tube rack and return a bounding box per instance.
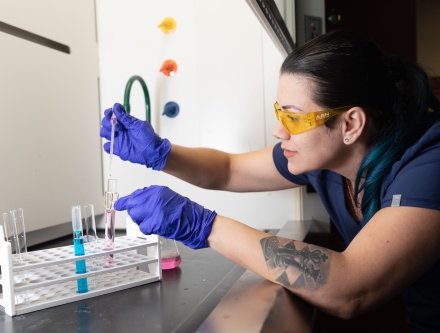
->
[0,218,161,316]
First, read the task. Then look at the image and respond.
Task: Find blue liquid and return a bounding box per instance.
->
[73,231,88,293]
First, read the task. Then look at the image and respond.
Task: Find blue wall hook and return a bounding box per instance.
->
[162,101,180,118]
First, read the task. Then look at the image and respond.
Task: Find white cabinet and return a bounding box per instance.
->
[0,0,103,239]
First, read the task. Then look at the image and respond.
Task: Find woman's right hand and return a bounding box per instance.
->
[100,103,171,170]
[114,185,217,249]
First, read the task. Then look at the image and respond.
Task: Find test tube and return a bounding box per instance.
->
[72,205,89,293]
[3,209,29,304]
[13,209,27,259]
[17,209,27,253]
[3,213,14,245]
[84,204,98,253]
[104,179,118,266]
[84,204,100,288]
[3,210,27,259]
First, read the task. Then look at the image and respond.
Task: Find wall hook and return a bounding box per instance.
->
[162,101,180,118]
[160,60,178,77]
[158,17,176,34]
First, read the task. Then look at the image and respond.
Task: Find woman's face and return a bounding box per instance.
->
[273,74,349,175]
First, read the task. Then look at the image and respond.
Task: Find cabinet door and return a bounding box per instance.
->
[0,0,103,236]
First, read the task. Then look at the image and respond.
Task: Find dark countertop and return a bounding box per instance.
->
[1,237,246,333]
[1,224,318,333]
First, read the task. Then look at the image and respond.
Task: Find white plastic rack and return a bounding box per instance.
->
[0,219,161,316]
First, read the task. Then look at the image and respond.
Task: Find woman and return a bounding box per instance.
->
[100,30,440,332]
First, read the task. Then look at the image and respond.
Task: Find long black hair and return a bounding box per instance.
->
[281,30,440,225]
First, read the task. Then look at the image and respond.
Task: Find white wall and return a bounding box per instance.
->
[0,0,103,233]
[96,0,301,230]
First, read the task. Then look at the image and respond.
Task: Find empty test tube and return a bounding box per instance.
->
[84,204,100,288]
[10,209,27,259]
[3,209,29,304]
[3,209,27,259]
[2,213,13,244]
[72,206,89,293]
[84,204,98,253]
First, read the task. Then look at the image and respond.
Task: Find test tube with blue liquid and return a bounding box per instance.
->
[72,206,88,293]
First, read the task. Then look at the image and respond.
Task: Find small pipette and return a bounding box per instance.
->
[109,110,118,175]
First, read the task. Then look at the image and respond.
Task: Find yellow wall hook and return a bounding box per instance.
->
[158,17,176,34]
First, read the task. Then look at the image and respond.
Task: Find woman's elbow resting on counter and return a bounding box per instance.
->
[300,288,372,320]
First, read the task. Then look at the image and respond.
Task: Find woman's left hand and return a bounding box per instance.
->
[114,186,217,249]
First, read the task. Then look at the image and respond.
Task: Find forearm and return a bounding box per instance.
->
[162,145,232,190]
[162,145,295,192]
[207,215,366,319]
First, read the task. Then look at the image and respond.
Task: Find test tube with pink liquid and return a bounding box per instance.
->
[104,179,118,266]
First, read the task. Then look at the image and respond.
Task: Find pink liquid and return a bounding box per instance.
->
[104,210,115,250]
[161,255,181,270]
[104,210,115,266]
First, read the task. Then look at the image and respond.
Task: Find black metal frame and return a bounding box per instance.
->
[253,0,295,54]
[0,21,70,54]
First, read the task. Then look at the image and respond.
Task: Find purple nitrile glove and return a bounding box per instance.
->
[100,103,171,170]
[114,186,217,249]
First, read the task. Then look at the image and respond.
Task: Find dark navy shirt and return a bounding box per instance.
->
[273,121,440,332]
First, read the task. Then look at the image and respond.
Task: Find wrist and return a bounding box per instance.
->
[201,210,217,248]
[145,138,172,170]
[206,214,222,248]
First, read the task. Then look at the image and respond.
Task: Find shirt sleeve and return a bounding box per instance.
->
[272,143,310,185]
[381,143,440,211]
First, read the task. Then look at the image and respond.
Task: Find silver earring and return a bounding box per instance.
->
[344,138,349,143]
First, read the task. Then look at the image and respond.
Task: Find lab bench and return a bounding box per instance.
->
[0,237,246,333]
[0,222,317,333]
[0,221,409,333]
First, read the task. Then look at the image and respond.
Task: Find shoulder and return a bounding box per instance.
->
[388,121,440,175]
[381,122,440,210]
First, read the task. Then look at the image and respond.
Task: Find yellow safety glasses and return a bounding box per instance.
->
[274,102,352,135]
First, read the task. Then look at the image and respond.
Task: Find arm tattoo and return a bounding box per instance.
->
[260,236,331,290]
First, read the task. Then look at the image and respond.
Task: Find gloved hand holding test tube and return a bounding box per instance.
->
[100,103,171,170]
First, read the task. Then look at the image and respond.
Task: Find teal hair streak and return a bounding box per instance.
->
[355,135,408,226]
[355,64,439,226]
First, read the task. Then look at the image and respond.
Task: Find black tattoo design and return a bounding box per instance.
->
[260,236,330,289]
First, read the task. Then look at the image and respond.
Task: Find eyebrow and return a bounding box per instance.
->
[281,104,303,111]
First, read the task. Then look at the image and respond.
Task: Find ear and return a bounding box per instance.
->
[341,107,367,144]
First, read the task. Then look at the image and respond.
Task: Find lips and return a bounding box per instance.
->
[282,148,297,158]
